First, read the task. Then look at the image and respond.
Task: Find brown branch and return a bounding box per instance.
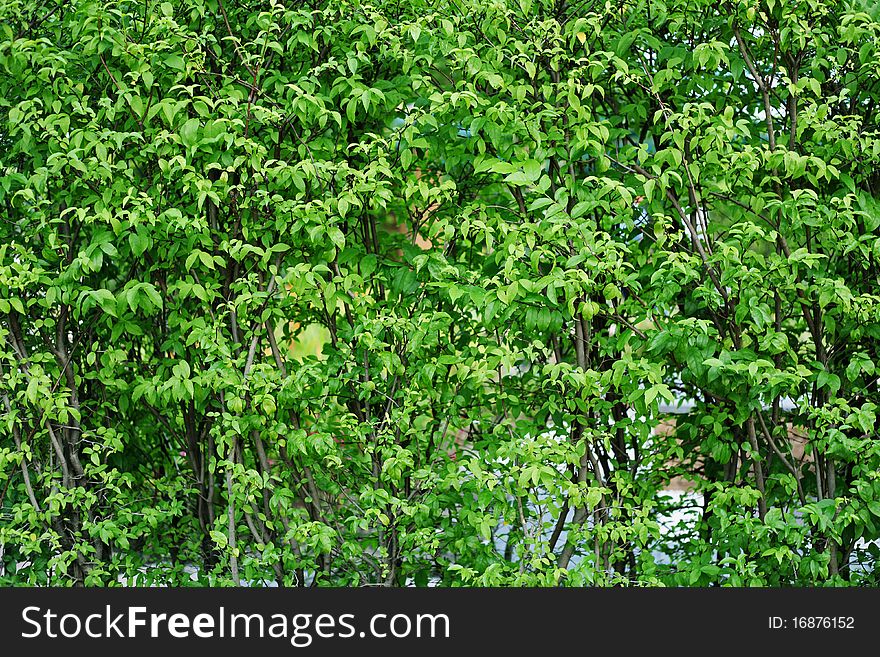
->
[99,54,145,131]
[746,417,768,520]
[732,24,777,151]
[756,410,805,506]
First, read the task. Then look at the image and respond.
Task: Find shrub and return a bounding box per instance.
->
[1,0,880,586]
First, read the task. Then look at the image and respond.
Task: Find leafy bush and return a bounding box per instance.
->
[2,0,880,586]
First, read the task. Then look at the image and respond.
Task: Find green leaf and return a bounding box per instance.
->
[210,530,228,548]
[129,231,150,257]
[328,227,345,250]
[141,284,163,312]
[180,118,200,147]
[164,54,186,71]
[522,159,542,182]
[94,289,118,317]
[816,371,841,395]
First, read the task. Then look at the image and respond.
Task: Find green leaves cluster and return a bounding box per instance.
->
[1,0,880,586]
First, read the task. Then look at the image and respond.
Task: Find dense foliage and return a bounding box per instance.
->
[2,0,880,586]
